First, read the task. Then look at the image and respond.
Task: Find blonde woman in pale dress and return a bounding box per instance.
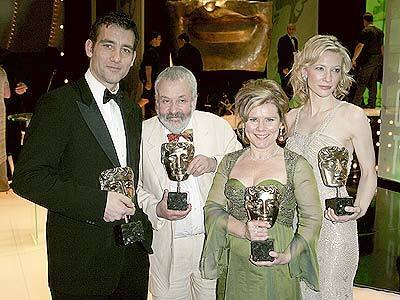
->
[285,35,377,300]
[0,66,11,191]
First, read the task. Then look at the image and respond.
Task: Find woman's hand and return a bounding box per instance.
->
[244,220,270,241]
[324,206,362,223]
[250,250,291,267]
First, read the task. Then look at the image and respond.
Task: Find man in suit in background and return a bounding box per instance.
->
[139,31,162,118]
[175,32,203,84]
[277,23,298,98]
[138,66,242,300]
[12,12,152,300]
[351,12,384,108]
[0,49,29,173]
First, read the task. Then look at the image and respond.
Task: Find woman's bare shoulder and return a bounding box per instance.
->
[337,101,366,121]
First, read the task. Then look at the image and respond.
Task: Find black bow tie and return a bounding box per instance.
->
[103,89,123,105]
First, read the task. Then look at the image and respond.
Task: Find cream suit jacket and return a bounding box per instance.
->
[137,110,242,296]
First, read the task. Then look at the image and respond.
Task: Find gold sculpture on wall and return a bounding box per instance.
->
[167,0,273,71]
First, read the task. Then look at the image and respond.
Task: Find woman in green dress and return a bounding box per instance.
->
[201,79,322,299]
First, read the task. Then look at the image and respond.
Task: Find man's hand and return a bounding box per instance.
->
[282,68,289,75]
[144,81,152,90]
[15,82,28,95]
[156,190,192,220]
[187,155,217,177]
[103,191,135,222]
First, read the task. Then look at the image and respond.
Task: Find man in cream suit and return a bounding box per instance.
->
[138,66,241,299]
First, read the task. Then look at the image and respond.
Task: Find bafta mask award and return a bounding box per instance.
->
[318,146,355,216]
[244,185,282,262]
[166,0,273,71]
[99,167,144,246]
[161,141,195,210]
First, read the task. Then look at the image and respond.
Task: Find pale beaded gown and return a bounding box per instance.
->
[286,102,358,300]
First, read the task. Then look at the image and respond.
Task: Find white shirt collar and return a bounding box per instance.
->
[84,69,120,106]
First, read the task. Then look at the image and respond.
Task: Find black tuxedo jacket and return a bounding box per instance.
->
[277,34,298,73]
[12,77,152,295]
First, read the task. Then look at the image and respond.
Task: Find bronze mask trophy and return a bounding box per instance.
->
[244,185,282,262]
[99,167,144,246]
[161,141,195,210]
[166,0,273,71]
[318,146,355,216]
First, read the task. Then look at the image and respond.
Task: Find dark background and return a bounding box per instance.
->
[1,0,367,114]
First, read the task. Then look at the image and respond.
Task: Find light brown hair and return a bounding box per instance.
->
[235,79,289,132]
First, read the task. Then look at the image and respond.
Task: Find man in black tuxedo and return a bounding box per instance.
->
[277,23,298,98]
[12,12,152,300]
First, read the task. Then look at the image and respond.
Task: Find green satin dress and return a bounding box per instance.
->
[201,148,322,300]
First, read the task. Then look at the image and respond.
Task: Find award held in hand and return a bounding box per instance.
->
[318,146,355,216]
[244,185,282,262]
[161,141,195,210]
[99,167,144,246]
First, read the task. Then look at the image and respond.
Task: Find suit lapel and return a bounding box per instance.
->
[192,112,212,198]
[74,78,120,167]
[147,119,169,189]
[119,95,138,167]
[192,111,209,157]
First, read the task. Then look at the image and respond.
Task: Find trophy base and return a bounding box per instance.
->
[114,220,145,246]
[251,239,274,262]
[167,192,188,210]
[325,197,355,216]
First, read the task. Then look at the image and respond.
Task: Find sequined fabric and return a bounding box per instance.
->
[286,103,359,300]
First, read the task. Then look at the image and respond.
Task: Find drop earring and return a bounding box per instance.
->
[240,125,249,146]
[276,125,286,146]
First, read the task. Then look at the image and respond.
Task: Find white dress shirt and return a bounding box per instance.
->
[162,120,205,238]
[85,70,127,167]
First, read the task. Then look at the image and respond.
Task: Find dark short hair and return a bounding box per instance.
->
[363,12,373,23]
[177,32,190,43]
[88,11,139,50]
[149,31,161,41]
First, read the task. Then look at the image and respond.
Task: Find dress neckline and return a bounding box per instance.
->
[293,101,344,137]
[227,177,285,188]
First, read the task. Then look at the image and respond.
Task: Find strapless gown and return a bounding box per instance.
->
[201,149,322,300]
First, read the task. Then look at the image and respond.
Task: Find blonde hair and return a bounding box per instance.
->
[289,35,354,105]
[235,79,289,132]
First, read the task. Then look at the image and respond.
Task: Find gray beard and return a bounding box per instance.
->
[158,113,191,133]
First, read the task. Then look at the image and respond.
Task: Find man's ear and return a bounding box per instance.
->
[85,39,94,58]
[131,51,136,67]
[191,97,197,110]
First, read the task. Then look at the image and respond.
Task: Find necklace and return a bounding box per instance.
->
[249,146,280,161]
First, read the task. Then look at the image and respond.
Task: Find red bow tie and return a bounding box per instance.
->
[167,129,193,142]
